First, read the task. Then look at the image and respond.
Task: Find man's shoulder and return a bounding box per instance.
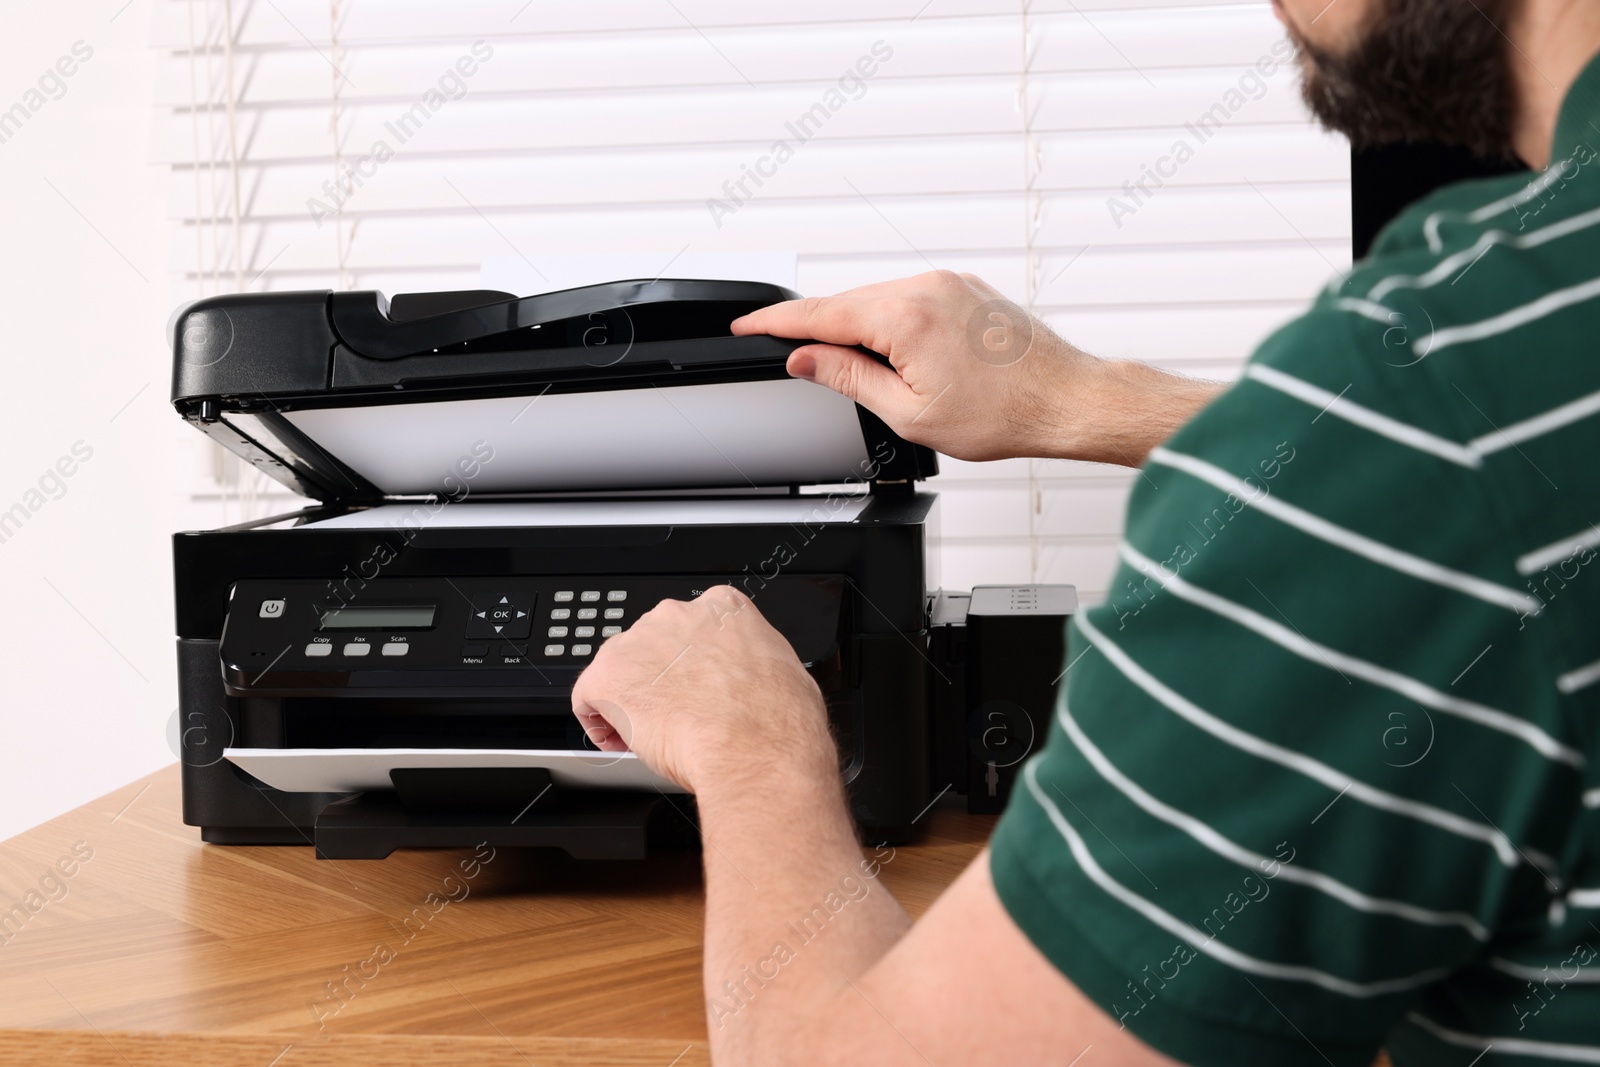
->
[1221,156,1600,455]
[1222,175,1531,425]
[1315,153,1600,365]
[1360,146,1598,266]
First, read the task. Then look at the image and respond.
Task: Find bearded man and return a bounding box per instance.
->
[572,0,1600,1061]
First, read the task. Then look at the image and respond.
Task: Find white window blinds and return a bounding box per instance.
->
[154,0,1350,602]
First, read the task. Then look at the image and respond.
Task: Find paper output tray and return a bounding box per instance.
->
[226,747,685,794]
[225,748,693,860]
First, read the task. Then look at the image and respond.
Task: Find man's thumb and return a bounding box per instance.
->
[787,344,912,420]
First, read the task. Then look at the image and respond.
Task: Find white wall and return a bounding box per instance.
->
[0,2,174,842]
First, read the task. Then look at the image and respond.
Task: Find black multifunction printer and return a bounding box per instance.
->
[168,280,1076,859]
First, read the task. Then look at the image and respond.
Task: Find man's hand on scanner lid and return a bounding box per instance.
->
[731,270,1222,469]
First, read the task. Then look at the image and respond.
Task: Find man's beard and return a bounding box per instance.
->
[1291,0,1519,161]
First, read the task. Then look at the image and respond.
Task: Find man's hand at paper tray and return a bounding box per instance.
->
[569,584,837,797]
[569,586,1170,1066]
[730,270,1222,469]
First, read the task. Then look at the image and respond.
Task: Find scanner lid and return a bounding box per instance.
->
[169,280,936,502]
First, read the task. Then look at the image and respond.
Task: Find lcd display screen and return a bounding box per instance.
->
[318,605,436,630]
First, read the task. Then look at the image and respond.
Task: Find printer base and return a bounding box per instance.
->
[310,789,698,861]
[200,826,317,847]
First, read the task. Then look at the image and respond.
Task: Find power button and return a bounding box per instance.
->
[259,599,286,619]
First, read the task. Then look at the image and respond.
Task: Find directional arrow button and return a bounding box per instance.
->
[468,592,534,640]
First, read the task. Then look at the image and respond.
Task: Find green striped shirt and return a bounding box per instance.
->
[990,55,1600,1066]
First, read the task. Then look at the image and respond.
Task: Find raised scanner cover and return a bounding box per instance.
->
[281,378,872,495]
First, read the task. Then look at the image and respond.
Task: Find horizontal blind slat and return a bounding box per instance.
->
[151,0,1285,47]
[151,68,1317,162]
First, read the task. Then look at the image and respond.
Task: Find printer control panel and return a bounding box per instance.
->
[219,574,844,696]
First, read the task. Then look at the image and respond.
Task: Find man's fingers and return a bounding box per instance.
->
[787,343,918,423]
[731,294,884,351]
[575,699,633,752]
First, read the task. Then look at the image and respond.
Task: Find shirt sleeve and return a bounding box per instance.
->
[987,305,1584,1066]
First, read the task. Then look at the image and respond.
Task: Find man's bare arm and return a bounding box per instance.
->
[731,271,1223,469]
[696,763,1182,1065]
[570,588,1180,1065]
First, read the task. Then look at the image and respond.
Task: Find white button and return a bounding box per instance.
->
[606,590,627,602]
[305,642,332,657]
[550,608,571,620]
[574,626,594,638]
[343,643,370,656]
[547,626,569,638]
[601,626,621,637]
[381,642,409,656]
[580,590,601,602]
[571,644,592,656]
[553,591,574,602]
[259,599,286,619]
[575,608,595,620]
[603,607,624,619]
[543,644,565,656]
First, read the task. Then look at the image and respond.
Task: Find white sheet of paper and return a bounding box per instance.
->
[281,379,873,496]
[299,494,869,530]
[225,747,686,794]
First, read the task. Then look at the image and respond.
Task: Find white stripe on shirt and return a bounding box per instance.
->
[1491,956,1600,984]
[1024,762,1452,998]
[1119,543,1583,767]
[1077,613,1524,867]
[1557,658,1600,695]
[1374,200,1600,302]
[1334,296,1400,325]
[1519,524,1600,575]
[1148,448,1542,616]
[1248,367,1600,465]
[1468,387,1600,456]
[1407,1010,1600,1063]
[1420,273,1600,355]
[1245,365,1481,467]
[1055,696,1493,939]
[1421,162,1573,252]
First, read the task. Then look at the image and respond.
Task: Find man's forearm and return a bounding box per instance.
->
[1031,352,1225,469]
[695,750,910,1064]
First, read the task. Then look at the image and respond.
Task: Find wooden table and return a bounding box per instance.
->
[0,765,994,1066]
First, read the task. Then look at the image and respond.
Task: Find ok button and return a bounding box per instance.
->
[466,592,534,640]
